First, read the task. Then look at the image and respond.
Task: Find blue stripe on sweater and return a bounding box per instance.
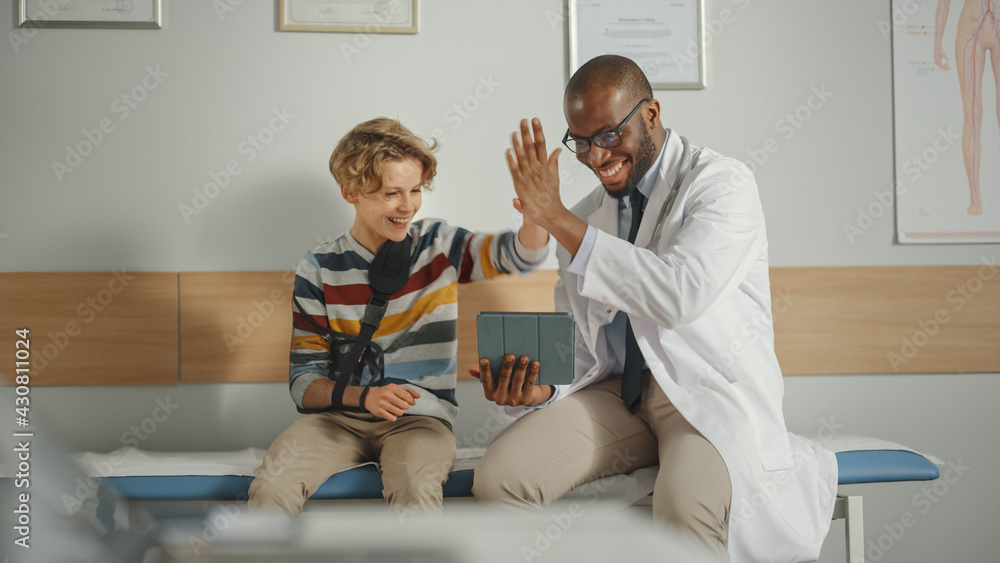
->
[497,232,516,275]
[447,226,472,269]
[313,248,369,273]
[383,356,457,381]
[413,221,443,266]
[294,273,325,302]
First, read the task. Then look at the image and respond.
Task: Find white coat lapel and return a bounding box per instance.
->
[633,130,685,249]
[585,191,617,236]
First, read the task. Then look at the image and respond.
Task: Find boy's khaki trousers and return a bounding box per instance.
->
[249,411,455,516]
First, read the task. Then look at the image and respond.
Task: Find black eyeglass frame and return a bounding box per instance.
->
[561,98,652,154]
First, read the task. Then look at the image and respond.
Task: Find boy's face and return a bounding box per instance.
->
[343,157,423,254]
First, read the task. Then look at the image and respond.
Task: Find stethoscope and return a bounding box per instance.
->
[645,135,691,248]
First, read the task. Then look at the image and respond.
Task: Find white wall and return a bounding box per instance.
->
[2,1,998,562]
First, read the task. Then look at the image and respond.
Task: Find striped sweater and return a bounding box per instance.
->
[289,218,549,425]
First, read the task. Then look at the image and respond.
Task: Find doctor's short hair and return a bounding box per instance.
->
[565,54,654,105]
[330,117,437,196]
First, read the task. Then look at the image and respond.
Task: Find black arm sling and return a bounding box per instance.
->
[291,235,412,412]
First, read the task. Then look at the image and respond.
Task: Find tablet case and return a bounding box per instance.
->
[476,312,575,385]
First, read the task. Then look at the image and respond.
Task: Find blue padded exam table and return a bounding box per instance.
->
[105,447,939,563]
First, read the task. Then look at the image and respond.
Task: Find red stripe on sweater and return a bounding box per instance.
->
[457,236,476,284]
[320,254,454,306]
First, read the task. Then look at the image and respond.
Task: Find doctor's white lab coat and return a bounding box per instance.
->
[547,131,838,562]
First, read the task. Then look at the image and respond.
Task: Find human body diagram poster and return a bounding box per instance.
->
[894,0,1000,243]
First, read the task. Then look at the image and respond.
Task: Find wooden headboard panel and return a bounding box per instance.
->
[1,265,997,385]
[771,266,1000,374]
[178,271,293,383]
[0,272,178,385]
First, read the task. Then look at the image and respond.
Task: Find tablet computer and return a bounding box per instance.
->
[476,312,575,386]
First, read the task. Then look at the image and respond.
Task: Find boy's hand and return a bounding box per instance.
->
[468,354,553,407]
[365,384,420,422]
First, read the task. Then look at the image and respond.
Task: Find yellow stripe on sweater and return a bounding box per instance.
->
[478,234,502,279]
[326,282,458,338]
[291,334,329,351]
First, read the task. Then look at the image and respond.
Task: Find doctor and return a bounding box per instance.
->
[471,55,838,562]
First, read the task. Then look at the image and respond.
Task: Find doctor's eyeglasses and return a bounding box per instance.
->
[561,98,651,154]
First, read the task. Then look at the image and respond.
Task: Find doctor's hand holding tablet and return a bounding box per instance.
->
[470,310,576,407]
[469,352,550,407]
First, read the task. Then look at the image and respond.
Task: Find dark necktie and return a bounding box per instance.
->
[622,189,645,414]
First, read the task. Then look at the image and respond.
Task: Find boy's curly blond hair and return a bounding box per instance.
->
[330,117,437,196]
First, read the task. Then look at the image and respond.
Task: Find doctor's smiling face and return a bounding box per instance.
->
[564,86,665,200]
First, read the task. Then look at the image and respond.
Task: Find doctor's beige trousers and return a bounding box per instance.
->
[473,372,732,561]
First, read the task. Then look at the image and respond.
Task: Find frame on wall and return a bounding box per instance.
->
[279,0,419,34]
[18,0,162,29]
[568,0,705,89]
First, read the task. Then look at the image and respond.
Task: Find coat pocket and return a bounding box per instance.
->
[731,375,794,471]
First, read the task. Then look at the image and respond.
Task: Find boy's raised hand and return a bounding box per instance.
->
[468,354,553,407]
[365,383,421,422]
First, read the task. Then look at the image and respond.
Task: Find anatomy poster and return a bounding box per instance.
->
[894,0,1000,243]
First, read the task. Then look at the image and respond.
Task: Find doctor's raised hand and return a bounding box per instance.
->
[507,118,589,256]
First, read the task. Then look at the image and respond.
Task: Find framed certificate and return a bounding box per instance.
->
[18,0,162,29]
[568,0,705,89]
[279,0,419,34]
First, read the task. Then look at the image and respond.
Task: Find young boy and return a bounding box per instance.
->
[248,117,549,515]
